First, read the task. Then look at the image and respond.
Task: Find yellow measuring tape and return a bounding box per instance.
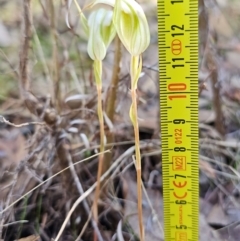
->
[158,0,199,240]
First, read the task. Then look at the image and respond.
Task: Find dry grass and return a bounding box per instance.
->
[0,0,240,240]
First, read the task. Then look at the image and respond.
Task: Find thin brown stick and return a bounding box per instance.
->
[0,116,45,127]
[49,0,60,110]
[211,70,225,137]
[19,0,32,96]
[199,0,209,67]
[104,35,121,186]
[207,48,225,137]
[106,36,121,122]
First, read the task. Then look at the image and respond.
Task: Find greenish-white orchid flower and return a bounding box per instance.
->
[85,0,150,56]
[113,0,150,56]
[87,7,116,61]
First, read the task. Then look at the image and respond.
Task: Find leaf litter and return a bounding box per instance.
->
[0,0,240,240]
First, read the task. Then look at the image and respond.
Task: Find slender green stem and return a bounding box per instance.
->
[93,60,105,241]
[130,55,144,241]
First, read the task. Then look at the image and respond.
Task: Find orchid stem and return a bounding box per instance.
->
[92,60,105,241]
[130,55,144,241]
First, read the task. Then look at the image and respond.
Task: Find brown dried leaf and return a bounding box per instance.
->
[207,204,231,227]
[199,109,215,124]
[200,160,216,179]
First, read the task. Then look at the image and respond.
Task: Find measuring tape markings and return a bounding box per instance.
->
[158,0,199,241]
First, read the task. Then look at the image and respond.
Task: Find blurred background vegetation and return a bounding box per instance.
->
[0,0,240,240]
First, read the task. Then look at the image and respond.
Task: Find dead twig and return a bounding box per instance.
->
[0,116,45,127]
[104,35,122,188]
[206,29,225,138]
[19,0,32,96]
[48,0,61,110]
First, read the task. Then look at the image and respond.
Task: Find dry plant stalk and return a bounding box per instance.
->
[19,0,32,95]
[200,0,225,137]
[48,0,61,110]
[199,0,209,67]
[206,34,225,137]
[105,35,121,176]
[209,57,225,137]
